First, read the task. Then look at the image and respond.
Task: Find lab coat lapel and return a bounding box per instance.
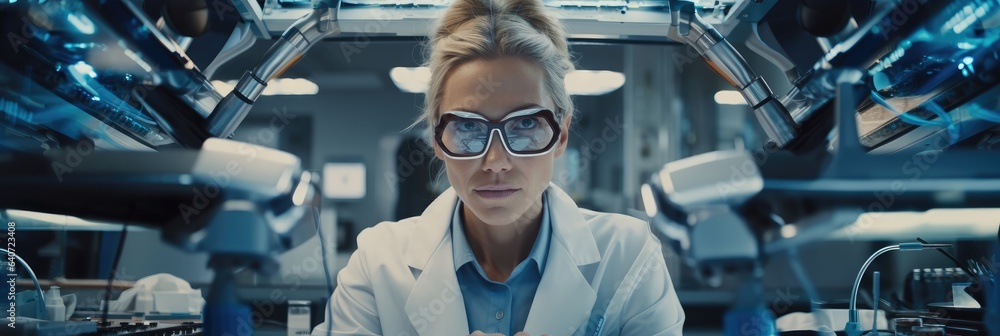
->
[523,183,601,335]
[403,188,470,335]
[403,188,457,270]
[403,238,469,336]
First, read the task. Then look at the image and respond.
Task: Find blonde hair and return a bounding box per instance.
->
[414,0,575,137]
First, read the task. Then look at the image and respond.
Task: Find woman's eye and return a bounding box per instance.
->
[515,118,538,129]
[457,121,478,131]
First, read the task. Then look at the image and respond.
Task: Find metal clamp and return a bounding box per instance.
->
[665,0,799,147]
[207,1,343,138]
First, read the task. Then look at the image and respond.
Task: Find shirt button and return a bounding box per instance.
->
[495,309,504,320]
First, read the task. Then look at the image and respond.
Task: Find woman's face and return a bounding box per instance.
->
[434,57,569,226]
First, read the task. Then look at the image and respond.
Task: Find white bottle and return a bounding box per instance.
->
[134,289,154,313]
[44,286,65,322]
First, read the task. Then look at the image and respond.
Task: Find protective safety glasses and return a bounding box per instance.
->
[434,108,561,160]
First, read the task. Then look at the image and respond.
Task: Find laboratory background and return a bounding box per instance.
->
[0,0,998,335]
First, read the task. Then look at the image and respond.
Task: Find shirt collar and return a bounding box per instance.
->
[451,193,551,273]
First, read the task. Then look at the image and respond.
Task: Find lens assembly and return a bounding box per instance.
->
[434,108,560,159]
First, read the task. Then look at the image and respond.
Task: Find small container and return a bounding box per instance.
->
[135,289,153,313]
[892,317,922,336]
[287,300,311,336]
[913,325,945,336]
[952,282,978,307]
[44,286,66,322]
[911,269,924,309]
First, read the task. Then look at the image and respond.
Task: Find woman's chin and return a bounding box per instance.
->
[467,205,522,225]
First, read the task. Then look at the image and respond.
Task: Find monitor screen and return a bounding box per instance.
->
[322,162,366,200]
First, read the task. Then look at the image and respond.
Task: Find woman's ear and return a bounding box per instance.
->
[553,116,571,158]
[432,139,446,161]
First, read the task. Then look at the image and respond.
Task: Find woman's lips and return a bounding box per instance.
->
[474,188,520,199]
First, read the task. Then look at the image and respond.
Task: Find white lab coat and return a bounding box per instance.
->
[312,183,685,336]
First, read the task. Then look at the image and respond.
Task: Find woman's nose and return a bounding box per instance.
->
[482,132,512,173]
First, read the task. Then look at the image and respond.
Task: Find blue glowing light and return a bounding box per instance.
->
[66,13,95,35]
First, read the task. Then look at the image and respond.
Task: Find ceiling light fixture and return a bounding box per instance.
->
[389,66,626,96]
[714,90,747,105]
[212,78,319,96]
[564,70,625,95]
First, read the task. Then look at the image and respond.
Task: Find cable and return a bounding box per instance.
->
[868,90,946,128]
[868,90,966,144]
[846,242,952,336]
[916,237,978,280]
[850,245,899,324]
[846,245,898,336]
[100,223,128,325]
[922,102,959,143]
[0,248,47,320]
[969,103,1000,123]
[872,271,880,336]
[311,180,333,336]
[775,211,820,313]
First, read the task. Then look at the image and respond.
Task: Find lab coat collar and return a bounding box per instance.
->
[543,182,601,265]
[403,182,601,335]
[450,192,552,273]
[404,182,600,269]
[523,183,599,335]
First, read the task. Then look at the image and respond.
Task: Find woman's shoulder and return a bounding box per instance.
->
[348,217,425,267]
[576,208,659,251]
[573,209,666,289]
[356,216,422,245]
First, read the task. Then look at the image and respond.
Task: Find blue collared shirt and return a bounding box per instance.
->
[451,193,551,335]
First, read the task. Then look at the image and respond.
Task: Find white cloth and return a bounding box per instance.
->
[776,309,888,335]
[312,183,685,336]
[109,273,204,314]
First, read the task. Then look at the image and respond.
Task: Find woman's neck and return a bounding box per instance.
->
[461,197,544,282]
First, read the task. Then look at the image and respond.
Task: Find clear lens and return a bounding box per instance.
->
[502,115,554,152]
[438,111,557,157]
[441,119,490,155]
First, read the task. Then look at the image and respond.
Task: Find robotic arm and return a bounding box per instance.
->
[665,0,799,148]
[207,0,343,138]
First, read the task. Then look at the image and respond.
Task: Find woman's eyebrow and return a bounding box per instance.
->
[506,103,543,113]
[447,103,544,117]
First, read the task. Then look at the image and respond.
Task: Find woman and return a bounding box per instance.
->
[313,0,684,334]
